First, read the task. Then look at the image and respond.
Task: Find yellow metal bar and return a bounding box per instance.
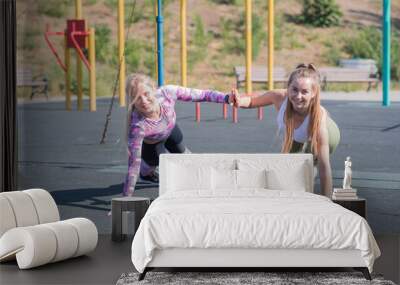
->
[89,27,96,112]
[75,0,82,18]
[180,0,187,87]
[75,0,83,111]
[268,0,274,90]
[76,52,83,110]
[65,35,71,111]
[118,0,126,107]
[154,0,158,81]
[75,0,89,48]
[245,0,252,95]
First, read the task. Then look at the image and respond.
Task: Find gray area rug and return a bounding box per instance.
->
[116,272,396,285]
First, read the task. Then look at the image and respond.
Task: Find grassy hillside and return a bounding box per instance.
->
[16,0,400,98]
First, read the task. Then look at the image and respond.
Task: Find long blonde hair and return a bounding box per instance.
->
[282,63,322,156]
[125,73,156,141]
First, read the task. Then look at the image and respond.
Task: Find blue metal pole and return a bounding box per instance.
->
[157,0,164,86]
[382,0,390,106]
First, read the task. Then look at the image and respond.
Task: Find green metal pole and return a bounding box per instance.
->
[382,0,390,106]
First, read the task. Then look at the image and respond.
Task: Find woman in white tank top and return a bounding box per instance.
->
[231,63,340,198]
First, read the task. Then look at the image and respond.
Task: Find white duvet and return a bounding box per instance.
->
[131,190,380,273]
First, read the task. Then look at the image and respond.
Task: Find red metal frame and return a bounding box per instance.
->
[195,103,201,122]
[44,24,66,72]
[258,107,263,120]
[44,21,91,73]
[70,22,91,70]
[67,20,86,48]
[223,104,228,119]
[233,106,238,123]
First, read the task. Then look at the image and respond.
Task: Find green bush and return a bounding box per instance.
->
[298,0,342,27]
[193,15,210,49]
[48,62,65,96]
[71,77,89,96]
[95,25,111,63]
[288,38,306,49]
[344,27,399,80]
[20,26,40,51]
[85,0,98,5]
[111,39,155,77]
[220,12,266,59]
[143,52,156,78]
[21,39,36,51]
[219,18,240,54]
[237,12,266,59]
[108,0,161,22]
[125,0,147,24]
[344,27,380,60]
[273,13,283,50]
[188,15,211,71]
[124,40,142,71]
[111,44,137,70]
[104,0,118,9]
[220,17,244,55]
[105,0,145,24]
[323,45,342,65]
[37,0,70,17]
[70,64,89,96]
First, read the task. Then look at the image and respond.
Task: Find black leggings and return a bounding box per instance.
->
[141,124,186,167]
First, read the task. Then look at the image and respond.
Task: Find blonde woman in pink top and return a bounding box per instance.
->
[124,74,231,196]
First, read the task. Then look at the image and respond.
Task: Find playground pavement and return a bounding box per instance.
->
[17,91,400,234]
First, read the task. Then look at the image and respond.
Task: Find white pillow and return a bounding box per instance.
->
[167,163,212,191]
[211,169,268,191]
[237,158,310,192]
[211,168,237,191]
[266,163,308,191]
[236,169,268,189]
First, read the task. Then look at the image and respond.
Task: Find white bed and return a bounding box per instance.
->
[131,154,380,280]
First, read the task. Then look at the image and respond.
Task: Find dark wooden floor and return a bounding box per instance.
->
[0,235,133,285]
[1,235,398,285]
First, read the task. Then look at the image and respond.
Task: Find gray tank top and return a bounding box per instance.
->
[276,98,310,143]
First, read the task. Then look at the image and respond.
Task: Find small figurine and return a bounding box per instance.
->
[343,156,352,189]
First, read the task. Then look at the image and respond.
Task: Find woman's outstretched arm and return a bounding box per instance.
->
[234,89,287,111]
[161,85,229,104]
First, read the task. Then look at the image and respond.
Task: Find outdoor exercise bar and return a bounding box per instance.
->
[382,0,391,107]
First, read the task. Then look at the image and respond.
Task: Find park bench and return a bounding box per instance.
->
[234,65,379,91]
[234,65,288,89]
[17,68,48,99]
[318,67,379,91]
